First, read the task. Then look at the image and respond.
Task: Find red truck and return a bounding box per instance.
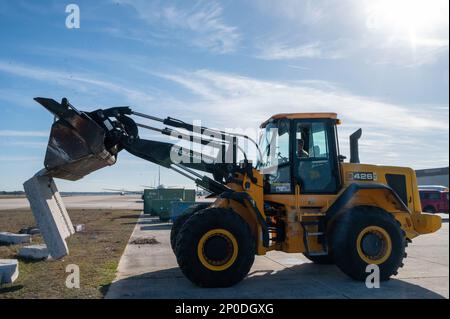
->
[419,186,449,214]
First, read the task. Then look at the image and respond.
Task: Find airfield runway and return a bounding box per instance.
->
[0,195,143,211]
[1,195,448,299]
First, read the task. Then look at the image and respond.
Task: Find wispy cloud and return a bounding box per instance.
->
[257,41,345,60]
[371,36,449,67]
[251,0,448,66]
[0,89,39,108]
[0,60,155,106]
[256,34,448,67]
[287,65,311,70]
[157,69,447,130]
[251,0,329,25]
[113,0,240,53]
[154,69,449,168]
[0,141,47,148]
[0,130,48,137]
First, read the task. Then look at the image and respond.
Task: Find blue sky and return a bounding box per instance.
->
[0,0,448,192]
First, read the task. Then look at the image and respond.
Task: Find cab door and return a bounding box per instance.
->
[293,119,341,194]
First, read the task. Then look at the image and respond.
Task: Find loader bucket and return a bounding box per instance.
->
[22,97,119,258]
[34,97,116,181]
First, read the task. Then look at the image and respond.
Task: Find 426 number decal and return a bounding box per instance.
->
[347,172,377,181]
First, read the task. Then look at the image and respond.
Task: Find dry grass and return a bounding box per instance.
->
[0,208,139,299]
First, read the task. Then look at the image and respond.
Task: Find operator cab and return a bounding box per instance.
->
[257,113,342,195]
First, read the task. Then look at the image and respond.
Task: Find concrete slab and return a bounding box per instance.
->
[0,232,31,245]
[19,227,40,235]
[18,244,49,260]
[74,224,85,232]
[0,259,19,284]
[23,174,74,259]
[106,213,449,299]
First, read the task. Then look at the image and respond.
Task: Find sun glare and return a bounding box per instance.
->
[367,0,448,45]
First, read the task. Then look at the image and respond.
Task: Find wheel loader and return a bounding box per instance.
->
[25,97,441,288]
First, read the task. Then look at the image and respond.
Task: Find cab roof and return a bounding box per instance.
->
[260,113,339,128]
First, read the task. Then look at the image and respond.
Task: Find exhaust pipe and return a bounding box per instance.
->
[350,128,362,164]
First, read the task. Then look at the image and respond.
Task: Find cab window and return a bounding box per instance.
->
[258,119,292,193]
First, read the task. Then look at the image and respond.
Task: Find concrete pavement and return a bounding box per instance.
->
[106,213,449,299]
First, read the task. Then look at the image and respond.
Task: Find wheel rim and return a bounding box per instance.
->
[197,228,238,271]
[356,226,392,265]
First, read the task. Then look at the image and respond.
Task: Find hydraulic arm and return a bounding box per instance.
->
[34,97,259,195]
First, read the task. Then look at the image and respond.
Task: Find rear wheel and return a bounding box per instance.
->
[423,205,436,214]
[332,206,406,281]
[175,208,255,287]
[170,203,210,253]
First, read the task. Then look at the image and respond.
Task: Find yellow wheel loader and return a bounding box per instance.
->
[27,97,441,288]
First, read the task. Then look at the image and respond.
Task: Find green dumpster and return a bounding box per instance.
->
[142,188,197,217]
[183,189,196,202]
[143,189,161,215]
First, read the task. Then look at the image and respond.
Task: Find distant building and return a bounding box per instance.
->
[415,167,449,187]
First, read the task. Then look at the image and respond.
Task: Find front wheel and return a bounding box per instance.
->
[331,206,406,281]
[170,203,210,253]
[175,208,255,287]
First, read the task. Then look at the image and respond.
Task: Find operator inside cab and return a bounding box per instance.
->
[297,138,309,158]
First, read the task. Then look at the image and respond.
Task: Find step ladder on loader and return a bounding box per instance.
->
[299,210,329,257]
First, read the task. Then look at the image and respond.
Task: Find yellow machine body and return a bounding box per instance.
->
[210,113,442,256]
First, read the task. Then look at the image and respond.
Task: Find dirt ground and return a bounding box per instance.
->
[0,208,139,299]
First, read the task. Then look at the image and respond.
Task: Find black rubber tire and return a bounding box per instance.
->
[170,203,210,253]
[303,253,334,264]
[423,206,436,214]
[175,207,255,287]
[331,206,406,281]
